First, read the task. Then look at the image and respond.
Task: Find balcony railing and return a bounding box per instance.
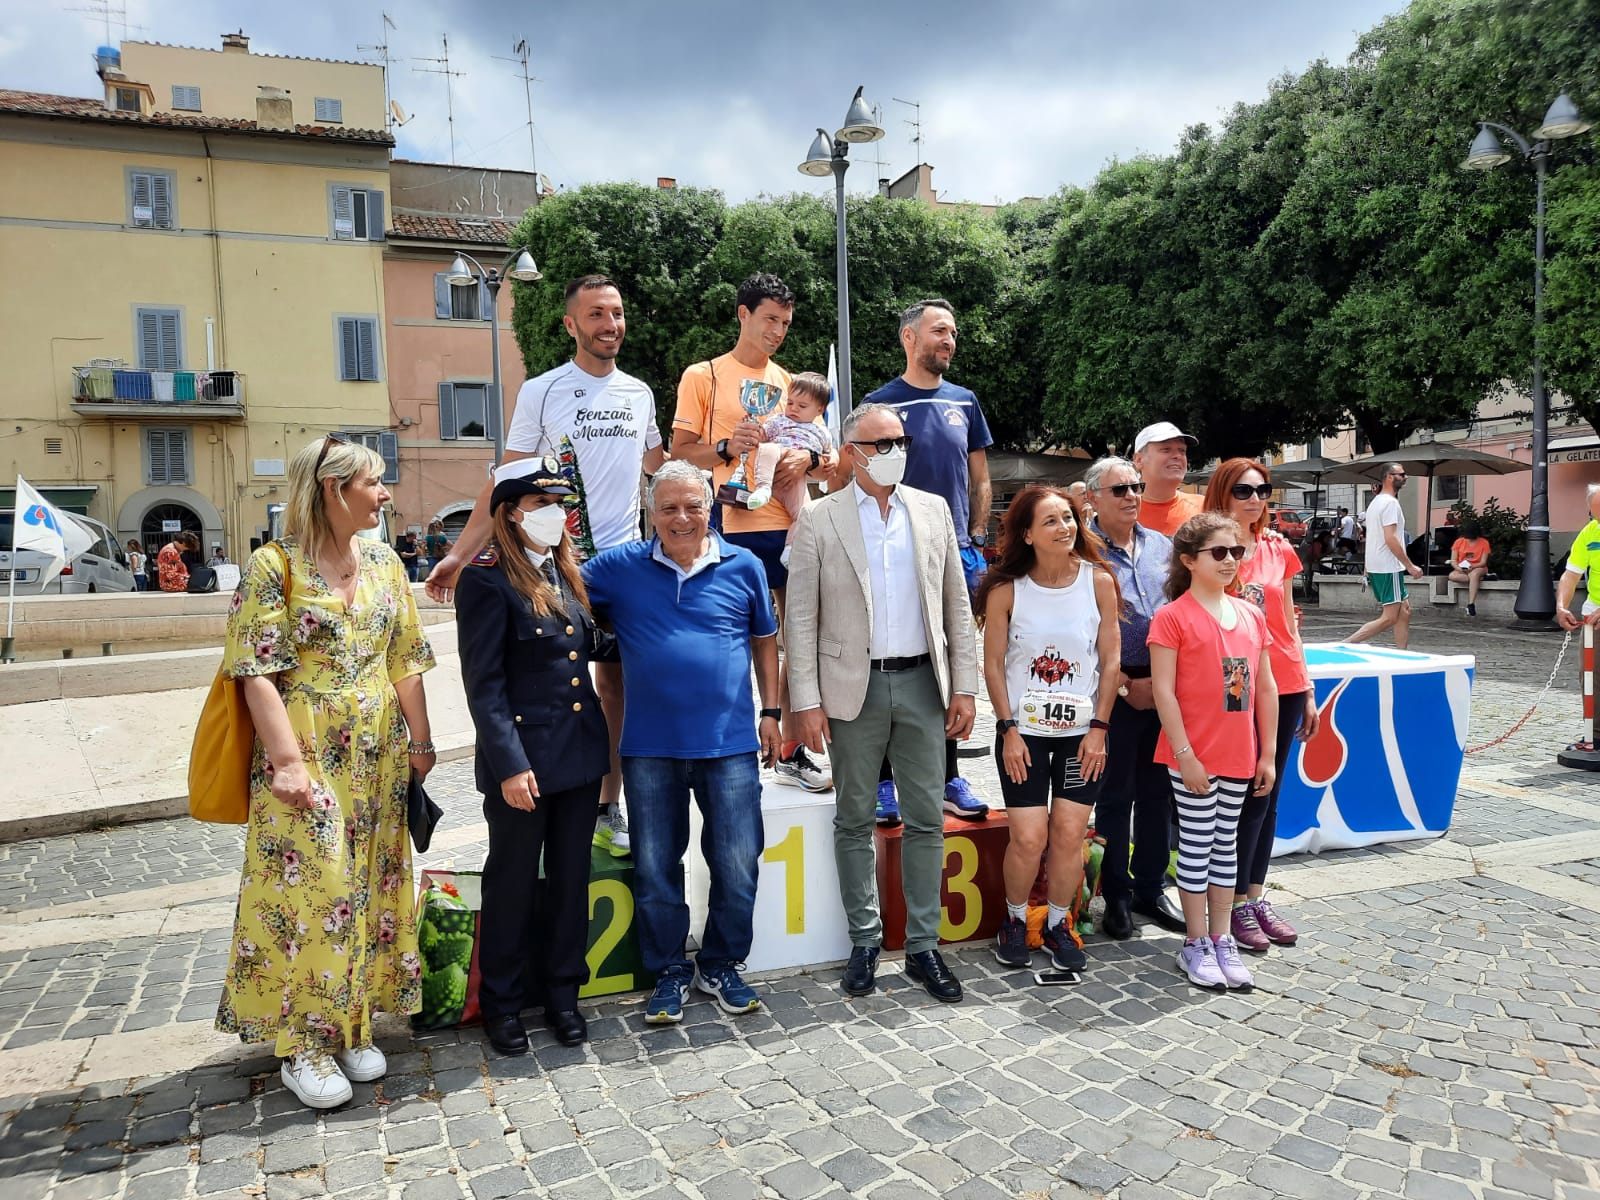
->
[71,363,246,417]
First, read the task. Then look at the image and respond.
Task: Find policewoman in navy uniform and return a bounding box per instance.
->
[455,456,612,1054]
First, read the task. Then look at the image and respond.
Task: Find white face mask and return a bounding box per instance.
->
[859,446,907,488]
[520,503,568,549]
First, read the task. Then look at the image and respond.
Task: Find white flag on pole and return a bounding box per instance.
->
[12,476,93,587]
[825,343,842,449]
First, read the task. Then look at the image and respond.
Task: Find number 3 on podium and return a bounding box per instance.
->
[940,835,982,941]
[762,825,805,935]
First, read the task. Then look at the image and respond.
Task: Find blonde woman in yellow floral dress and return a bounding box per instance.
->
[218,436,437,1109]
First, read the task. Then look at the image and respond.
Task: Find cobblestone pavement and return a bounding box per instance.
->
[1,613,1597,1199]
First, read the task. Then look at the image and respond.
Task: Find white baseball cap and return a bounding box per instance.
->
[1134,421,1197,453]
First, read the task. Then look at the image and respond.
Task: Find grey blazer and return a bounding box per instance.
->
[785,483,979,723]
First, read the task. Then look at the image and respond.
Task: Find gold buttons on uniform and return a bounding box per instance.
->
[572,702,582,712]
[565,625,574,635]
[571,677,581,687]
[568,651,578,661]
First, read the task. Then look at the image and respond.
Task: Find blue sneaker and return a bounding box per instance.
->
[943,777,989,821]
[693,964,761,1015]
[644,971,690,1024]
[875,780,901,828]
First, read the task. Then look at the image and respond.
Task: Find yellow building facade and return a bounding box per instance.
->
[0,33,395,560]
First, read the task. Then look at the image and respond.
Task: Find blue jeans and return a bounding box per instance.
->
[620,753,764,977]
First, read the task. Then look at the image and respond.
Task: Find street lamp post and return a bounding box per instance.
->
[446,247,542,466]
[1462,92,1592,623]
[798,86,885,423]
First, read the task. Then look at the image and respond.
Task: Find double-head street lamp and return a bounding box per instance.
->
[798,86,885,423]
[1461,92,1592,623]
[446,247,542,466]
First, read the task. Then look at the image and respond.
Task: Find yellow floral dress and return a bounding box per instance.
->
[216,537,435,1058]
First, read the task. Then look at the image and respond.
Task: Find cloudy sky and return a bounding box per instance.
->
[7,0,1406,204]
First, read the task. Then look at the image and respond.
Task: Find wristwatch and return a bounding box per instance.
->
[808,449,821,472]
[996,718,1019,733]
[971,534,988,547]
[715,438,734,464]
[759,708,782,721]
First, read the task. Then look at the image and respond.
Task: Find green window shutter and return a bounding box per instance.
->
[158,312,180,369]
[138,310,161,368]
[367,191,384,241]
[148,430,168,483]
[438,383,457,439]
[434,273,452,319]
[169,430,190,483]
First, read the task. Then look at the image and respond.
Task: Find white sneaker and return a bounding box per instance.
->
[281,1052,353,1109]
[594,803,630,857]
[747,486,772,510]
[773,745,833,792]
[1210,934,1255,991]
[335,1044,387,1082]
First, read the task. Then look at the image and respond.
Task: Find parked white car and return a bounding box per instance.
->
[0,513,137,594]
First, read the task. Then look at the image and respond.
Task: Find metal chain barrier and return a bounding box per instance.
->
[1464,628,1574,754]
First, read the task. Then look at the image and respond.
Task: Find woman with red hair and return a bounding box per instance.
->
[1203,459,1319,952]
[976,486,1121,976]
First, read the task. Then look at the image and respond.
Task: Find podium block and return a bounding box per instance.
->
[874,812,1011,952]
[578,845,660,1000]
[687,782,854,974]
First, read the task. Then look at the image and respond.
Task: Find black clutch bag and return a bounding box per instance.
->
[407,773,443,853]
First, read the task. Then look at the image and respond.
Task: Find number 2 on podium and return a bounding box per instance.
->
[762,824,805,935]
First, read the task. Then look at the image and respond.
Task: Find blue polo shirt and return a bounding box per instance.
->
[582,532,777,758]
[864,377,994,547]
[1092,518,1172,669]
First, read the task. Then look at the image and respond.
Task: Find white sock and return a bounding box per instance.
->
[1047,903,1070,929]
[1006,901,1027,921]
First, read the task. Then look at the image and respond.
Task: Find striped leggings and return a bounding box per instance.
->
[1166,770,1249,892]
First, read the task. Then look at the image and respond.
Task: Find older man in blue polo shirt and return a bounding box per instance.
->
[582,461,782,1026]
[1086,455,1186,939]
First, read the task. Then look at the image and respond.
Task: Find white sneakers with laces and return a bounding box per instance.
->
[281,1052,353,1109]
[335,1044,388,1083]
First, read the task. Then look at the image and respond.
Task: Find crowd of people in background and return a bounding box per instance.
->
[211,267,1597,1113]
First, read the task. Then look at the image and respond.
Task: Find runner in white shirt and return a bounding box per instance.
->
[1348,464,1424,650]
[427,275,668,855]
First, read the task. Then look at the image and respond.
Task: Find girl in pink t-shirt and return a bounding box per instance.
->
[1148,513,1278,992]
[1205,459,1320,953]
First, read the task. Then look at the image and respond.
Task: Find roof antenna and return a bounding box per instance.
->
[494,38,541,180]
[413,33,466,163]
[357,11,400,132]
[893,96,923,161]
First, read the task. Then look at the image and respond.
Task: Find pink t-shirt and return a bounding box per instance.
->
[1148,591,1271,779]
[1236,530,1310,697]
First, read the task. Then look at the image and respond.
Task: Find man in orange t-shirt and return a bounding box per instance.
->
[1448,519,1492,616]
[1133,421,1203,536]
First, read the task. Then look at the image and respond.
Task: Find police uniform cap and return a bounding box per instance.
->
[490,455,576,510]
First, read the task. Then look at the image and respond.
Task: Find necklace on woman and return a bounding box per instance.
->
[323,547,359,583]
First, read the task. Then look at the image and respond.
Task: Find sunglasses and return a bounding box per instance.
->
[313,432,351,475]
[1199,544,1248,562]
[1229,483,1273,500]
[850,435,914,455]
[1097,481,1146,498]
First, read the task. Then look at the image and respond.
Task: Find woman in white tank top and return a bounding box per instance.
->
[977,486,1122,977]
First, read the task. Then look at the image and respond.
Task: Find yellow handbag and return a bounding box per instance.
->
[187,544,290,823]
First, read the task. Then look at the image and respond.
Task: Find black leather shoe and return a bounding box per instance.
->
[544,1008,587,1047]
[1133,892,1187,934]
[903,949,962,1002]
[484,1014,528,1056]
[842,946,880,996]
[1102,893,1134,940]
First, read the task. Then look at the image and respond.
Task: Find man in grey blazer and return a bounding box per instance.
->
[787,403,980,1001]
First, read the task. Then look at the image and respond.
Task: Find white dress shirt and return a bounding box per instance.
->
[854,482,929,659]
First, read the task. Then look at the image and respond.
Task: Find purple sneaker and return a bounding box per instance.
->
[1210,933,1255,991]
[1253,898,1298,946]
[1230,902,1270,953]
[1176,939,1227,991]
